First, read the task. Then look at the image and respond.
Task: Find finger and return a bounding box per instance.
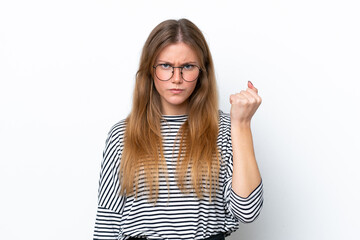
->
[230,91,253,105]
[230,92,247,104]
[229,94,236,104]
[248,81,258,93]
[241,91,256,103]
[246,88,262,102]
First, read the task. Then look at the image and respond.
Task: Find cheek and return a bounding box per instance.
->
[154,79,171,96]
[153,79,163,93]
[187,81,198,94]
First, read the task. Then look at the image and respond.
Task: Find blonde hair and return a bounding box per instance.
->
[119,19,220,201]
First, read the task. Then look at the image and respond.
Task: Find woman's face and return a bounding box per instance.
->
[153,42,200,115]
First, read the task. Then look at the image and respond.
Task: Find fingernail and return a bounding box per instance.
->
[248,80,254,87]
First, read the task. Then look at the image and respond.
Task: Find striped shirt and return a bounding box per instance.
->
[93,111,263,240]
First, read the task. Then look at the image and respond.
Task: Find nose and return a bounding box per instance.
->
[171,67,182,83]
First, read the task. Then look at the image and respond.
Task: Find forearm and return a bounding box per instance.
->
[231,121,262,198]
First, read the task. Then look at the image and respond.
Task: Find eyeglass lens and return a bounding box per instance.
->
[155,65,200,82]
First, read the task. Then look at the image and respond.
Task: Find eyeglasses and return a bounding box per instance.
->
[153,64,201,82]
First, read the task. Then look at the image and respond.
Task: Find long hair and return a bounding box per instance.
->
[119,19,220,201]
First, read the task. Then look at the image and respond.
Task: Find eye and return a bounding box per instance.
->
[159,64,171,69]
[183,64,194,70]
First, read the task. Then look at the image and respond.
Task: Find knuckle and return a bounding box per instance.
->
[243,99,250,105]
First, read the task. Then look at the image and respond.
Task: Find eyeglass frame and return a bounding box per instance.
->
[152,64,202,82]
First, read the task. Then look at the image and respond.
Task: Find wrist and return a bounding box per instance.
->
[231,120,251,130]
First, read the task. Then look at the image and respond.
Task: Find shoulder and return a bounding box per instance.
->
[100,119,127,166]
[218,109,231,127]
[217,110,231,141]
[105,118,127,146]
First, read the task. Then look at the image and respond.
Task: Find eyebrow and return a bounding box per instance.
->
[156,60,199,65]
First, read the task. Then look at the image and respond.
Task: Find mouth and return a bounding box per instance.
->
[169,88,184,94]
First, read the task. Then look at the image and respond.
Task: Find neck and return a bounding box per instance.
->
[161,103,189,115]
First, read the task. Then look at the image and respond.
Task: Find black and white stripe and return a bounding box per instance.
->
[94,111,263,240]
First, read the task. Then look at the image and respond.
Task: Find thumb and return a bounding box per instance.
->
[248,80,258,93]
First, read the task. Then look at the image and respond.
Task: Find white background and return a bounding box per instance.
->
[1,0,359,239]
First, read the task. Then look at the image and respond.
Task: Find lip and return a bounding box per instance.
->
[169,89,184,94]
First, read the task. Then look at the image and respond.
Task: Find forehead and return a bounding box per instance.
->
[156,42,199,63]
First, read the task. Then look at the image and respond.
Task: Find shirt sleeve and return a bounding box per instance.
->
[93,121,127,240]
[219,111,264,223]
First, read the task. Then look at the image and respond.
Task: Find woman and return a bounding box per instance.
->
[94,18,263,240]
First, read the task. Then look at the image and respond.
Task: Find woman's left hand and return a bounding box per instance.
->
[229,81,262,124]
